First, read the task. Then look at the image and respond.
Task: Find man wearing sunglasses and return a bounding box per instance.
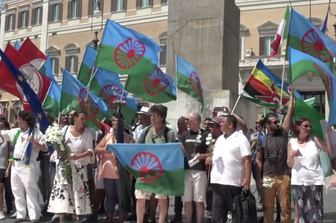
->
[255,87,294,223]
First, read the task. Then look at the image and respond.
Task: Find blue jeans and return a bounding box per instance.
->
[103,178,125,215]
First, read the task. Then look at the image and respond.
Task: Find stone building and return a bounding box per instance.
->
[0,0,333,127]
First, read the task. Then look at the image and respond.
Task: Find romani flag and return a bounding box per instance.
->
[94,19,161,76]
[107,143,185,196]
[176,55,204,111]
[269,5,290,58]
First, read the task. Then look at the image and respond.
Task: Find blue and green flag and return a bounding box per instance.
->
[60,70,109,125]
[176,55,204,110]
[89,68,137,125]
[94,19,161,76]
[77,45,96,86]
[125,67,177,103]
[107,143,185,196]
[288,47,336,126]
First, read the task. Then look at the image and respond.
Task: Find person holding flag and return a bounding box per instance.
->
[0,111,48,222]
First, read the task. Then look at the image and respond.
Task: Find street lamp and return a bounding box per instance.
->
[90,0,104,50]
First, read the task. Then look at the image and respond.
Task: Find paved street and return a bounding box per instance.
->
[1,177,336,222]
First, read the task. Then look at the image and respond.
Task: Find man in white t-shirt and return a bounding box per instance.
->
[206,115,251,223]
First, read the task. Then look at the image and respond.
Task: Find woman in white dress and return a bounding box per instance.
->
[48,111,93,222]
[287,117,333,223]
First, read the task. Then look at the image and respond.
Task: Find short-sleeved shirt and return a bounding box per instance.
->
[0,139,9,169]
[211,131,251,187]
[137,126,175,144]
[180,129,209,171]
[64,127,93,165]
[257,128,289,176]
[1,127,45,164]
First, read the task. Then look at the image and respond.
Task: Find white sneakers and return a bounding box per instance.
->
[0,211,5,220]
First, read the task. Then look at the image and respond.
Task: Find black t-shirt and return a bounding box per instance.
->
[180,129,209,171]
[257,128,289,176]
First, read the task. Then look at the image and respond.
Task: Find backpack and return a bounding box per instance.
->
[232,189,258,223]
[251,134,264,179]
[140,125,170,143]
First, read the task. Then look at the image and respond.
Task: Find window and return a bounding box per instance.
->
[239,37,241,59]
[46,46,61,76]
[257,21,278,56]
[111,0,126,12]
[260,37,273,56]
[18,7,29,29]
[67,0,82,19]
[49,3,62,22]
[50,58,60,76]
[136,0,153,8]
[32,4,43,25]
[88,0,97,16]
[64,43,80,74]
[240,24,248,59]
[65,56,78,74]
[161,0,169,4]
[5,13,15,32]
[299,91,325,116]
[158,31,167,66]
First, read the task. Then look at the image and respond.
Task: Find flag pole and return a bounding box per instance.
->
[115,90,126,143]
[279,59,286,110]
[85,66,97,100]
[230,72,245,114]
[230,93,242,114]
[175,55,180,118]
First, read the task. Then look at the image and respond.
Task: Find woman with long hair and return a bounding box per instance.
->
[95,114,134,223]
[48,111,93,223]
[287,118,333,223]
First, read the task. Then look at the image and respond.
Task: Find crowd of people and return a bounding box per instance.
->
[0,86,334,223]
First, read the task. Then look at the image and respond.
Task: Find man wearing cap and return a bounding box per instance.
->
[133,107,151,142]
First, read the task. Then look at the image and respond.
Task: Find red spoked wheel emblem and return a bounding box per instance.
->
[301,28,332,63]
[113,38,145,69]
[99,85,126,109]
[313,63,332,98]
[190,71,203,98]
[144,68,170,96]
[78,88,99,115]
[130,152,163,182]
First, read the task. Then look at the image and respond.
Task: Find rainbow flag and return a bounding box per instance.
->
[243,60,301,106]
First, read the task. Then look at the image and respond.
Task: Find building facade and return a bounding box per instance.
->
[0,0,333,126]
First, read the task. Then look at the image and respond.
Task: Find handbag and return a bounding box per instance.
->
[318,149,333,177]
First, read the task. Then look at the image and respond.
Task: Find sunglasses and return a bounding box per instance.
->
[269,121,280,125]
[301,124,312,128]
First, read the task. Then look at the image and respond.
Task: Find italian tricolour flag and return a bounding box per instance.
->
[269,5,290,58]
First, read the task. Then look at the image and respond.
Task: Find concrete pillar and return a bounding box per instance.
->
[165,0,241,123]
[40,0,50,53]
[0,6,6,50]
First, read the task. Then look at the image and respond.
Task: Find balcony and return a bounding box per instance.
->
[239,54,288,68]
